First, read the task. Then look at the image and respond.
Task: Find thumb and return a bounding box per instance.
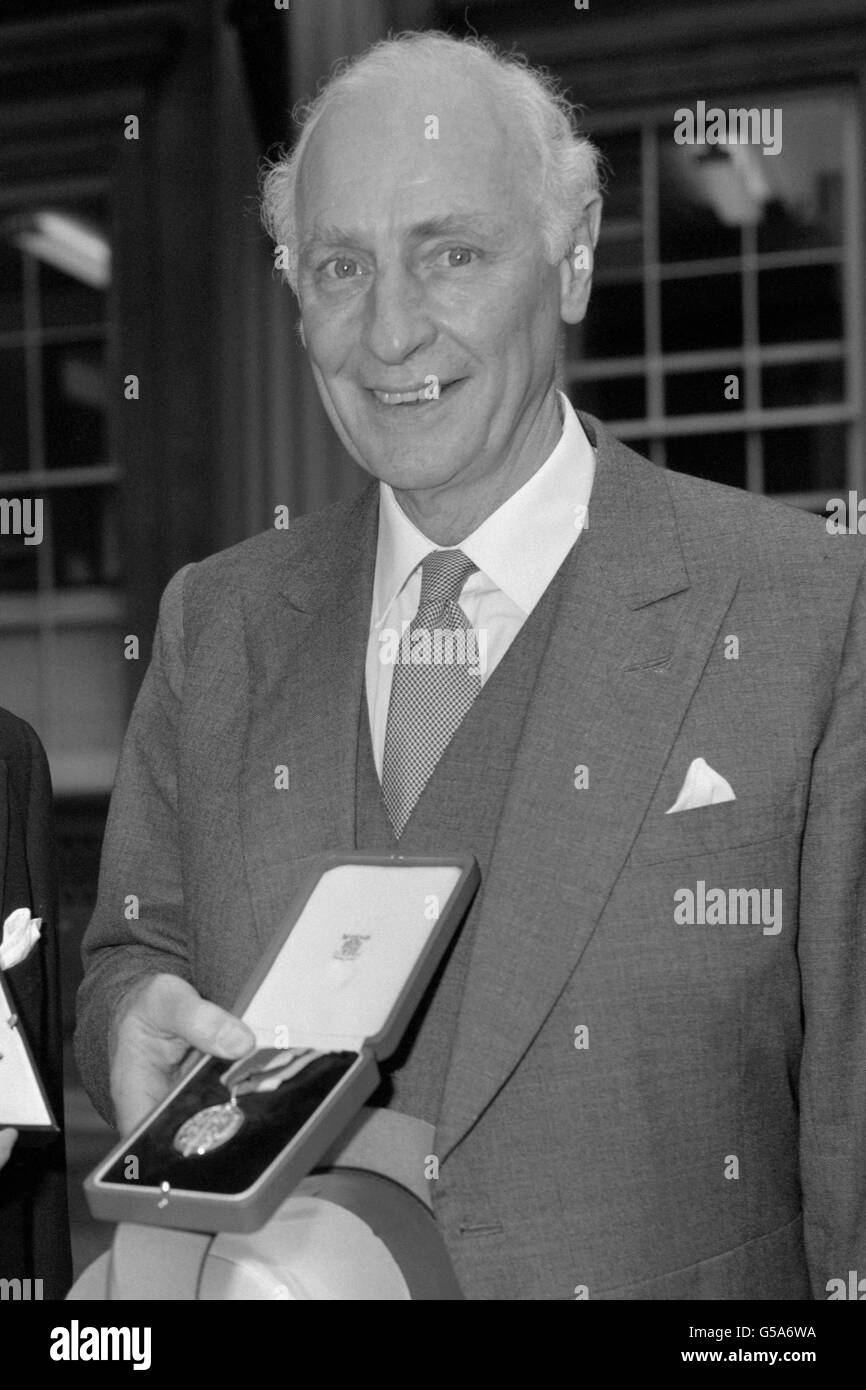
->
[153,977,255,1058]
[0,1128,18,1167]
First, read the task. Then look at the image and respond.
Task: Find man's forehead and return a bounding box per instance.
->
[311,68,504,136]
[299,76,528,195]
[298,103,532,245]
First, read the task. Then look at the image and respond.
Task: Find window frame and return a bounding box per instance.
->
[570,82,864,510]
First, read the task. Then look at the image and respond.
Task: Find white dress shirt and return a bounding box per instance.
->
[365,391,596,776]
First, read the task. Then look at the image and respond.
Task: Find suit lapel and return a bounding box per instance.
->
[437,418,740,1157]
[238,485,379,950]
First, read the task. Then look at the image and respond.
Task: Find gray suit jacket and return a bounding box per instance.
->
[76,415,866,1299]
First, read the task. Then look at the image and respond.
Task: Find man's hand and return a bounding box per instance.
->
[109,973,255,1137]
[0,1128,17,1171]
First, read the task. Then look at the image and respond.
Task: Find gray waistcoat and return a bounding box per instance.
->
[354,560,571,1124]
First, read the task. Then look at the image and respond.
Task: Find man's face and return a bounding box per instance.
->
[295,73,592,507]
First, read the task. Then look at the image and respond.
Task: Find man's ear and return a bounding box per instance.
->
[559,195,602,326]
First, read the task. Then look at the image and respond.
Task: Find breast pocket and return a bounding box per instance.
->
[626,786,806,867]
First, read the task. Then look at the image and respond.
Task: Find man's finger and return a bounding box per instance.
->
[0,1127,18,1168]
[133,974,254,1057]
[172,996,255,1058]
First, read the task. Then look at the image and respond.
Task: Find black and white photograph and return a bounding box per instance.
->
[1,0,865,1344]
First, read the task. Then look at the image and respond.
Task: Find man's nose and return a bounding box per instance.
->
[362,265,435,364]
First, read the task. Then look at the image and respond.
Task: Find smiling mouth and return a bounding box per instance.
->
[368,379,463,406]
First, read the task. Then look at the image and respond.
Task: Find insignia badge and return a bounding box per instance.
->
[333,933,370,961]
[172,1047,321,1157]
[173,1101,244,1157]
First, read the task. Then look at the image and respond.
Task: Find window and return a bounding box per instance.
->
[0,192,126,793]
[569,89,863,512]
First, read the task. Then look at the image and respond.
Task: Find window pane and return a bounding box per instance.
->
[627,439,651,458]
[661,273,742,351]
[761,359,845,408]
[0,491,41,590]
[571,376,646,421]
[40,260,105,330]
[659,139,742,264]
[55,627,128,753]
[0,347,29,472]
[0,239,23,331]
[665,432,747,489]
[658,94,850,263]
[595,130,643,271]
[576,280,644,357]
[763,424,846,493]
[757,95,846,253]
[598,130,642,221]
[52,484,121,588]
[43,339,108,470]
[666,368,743,416]
[758,265,843,344]
[595,237,643,273]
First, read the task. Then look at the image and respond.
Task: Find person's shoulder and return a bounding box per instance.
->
[189,486,374,589]
[659,457,825,541]
[0,710,52,810]
[595,421,866,588]
[662,464,865,591]
[0,707,45,767]
[163,484,376,622]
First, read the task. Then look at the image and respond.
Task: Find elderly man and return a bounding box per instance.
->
[76,32,866,1300]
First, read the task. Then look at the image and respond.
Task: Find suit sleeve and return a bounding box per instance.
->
[74,564,195,1124]
[797,553,866,1297]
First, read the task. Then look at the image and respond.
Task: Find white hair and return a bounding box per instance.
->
[259,30,603,295]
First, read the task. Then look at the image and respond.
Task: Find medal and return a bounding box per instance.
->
[173,1101,245,1157]
[172,1046,320,1157]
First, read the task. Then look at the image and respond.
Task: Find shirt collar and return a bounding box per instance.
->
[372,391,595,625]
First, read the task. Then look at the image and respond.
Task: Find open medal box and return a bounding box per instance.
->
[85,852,480,1233]
[0,968,58,1134]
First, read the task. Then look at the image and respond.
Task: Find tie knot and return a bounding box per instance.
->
[418,549,477,610]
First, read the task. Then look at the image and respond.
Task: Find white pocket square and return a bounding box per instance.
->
[0,908,42,970]
[666,757,736,814]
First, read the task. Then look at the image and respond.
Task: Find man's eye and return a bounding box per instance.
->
[322,257,363,280]
[436,247,475,268]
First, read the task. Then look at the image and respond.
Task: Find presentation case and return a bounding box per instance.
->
[0,967,58,1133]
[85,851,480,1234]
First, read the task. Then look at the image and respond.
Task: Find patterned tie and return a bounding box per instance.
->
[381,548,482,837]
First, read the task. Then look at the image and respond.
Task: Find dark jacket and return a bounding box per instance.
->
[0,709,71,1299]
